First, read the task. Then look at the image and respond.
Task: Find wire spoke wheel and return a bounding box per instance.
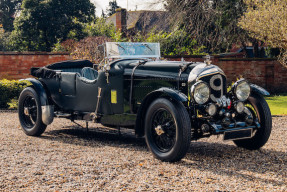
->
[18,87,47,136]
[245,103,258,120]
[145,98,192,162]
[233,93,272,150]
[244,102,260,135]
[151,108,176,152]
[22,96,38,128]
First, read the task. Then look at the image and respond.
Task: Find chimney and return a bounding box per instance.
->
[115,8,127,36]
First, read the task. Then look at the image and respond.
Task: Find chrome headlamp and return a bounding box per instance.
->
[206,103,217,116]
[191,81,210,104]
[233,80,251,101]
[234,101,244,113]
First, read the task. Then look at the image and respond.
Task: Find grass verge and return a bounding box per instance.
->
[265,95,287,116]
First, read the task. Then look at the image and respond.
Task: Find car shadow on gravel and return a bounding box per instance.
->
[42,126,286,186]
[42,126,147,149]
[184,141,287,186]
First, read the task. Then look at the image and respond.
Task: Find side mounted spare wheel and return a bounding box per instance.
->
[18,87,47,136]
[145,98,192,162]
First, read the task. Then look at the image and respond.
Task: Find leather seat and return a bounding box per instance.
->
[81,67,98,80]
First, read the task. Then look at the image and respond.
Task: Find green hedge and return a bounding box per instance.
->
[0,79,31,109]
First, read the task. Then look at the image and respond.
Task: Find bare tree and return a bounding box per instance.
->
[239,0,287,67]
[161,0,252,54]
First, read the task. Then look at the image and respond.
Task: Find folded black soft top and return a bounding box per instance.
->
[46,60,93,70]
[31,67,56,79]
[31,60,94,79]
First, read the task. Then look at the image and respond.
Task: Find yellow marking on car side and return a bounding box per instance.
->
[111,90,117,104]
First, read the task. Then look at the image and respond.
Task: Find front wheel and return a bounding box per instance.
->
[233,92,272,150]
[145,98,192,162]
[18,87,47,136]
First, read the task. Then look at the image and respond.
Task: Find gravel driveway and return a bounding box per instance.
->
[0,111,286,191]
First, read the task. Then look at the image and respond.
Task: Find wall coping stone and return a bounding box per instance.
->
[163,55,277,61]
[0,52,70,55]
[219,58,277,61]
[163,55,207,58]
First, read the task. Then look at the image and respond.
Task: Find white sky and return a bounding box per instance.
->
[92,0,164,16]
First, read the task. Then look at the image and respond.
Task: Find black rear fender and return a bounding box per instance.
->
[135,87,188,137]
[21,78,54,125]
[22,78,49,106]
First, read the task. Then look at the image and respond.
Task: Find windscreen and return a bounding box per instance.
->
[106,42,161,59]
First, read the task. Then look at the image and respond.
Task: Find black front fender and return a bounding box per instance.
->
[135,87,188,137]
[250,84,270,96]
[155,87,188,102]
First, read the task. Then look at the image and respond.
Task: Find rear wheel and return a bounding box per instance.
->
[145,98,191,162]
[18,87,47,136]
[233,93,272,150]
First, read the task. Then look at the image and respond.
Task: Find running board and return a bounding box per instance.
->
[55,113,72,118]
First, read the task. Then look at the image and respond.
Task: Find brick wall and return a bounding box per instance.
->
[0,52,286,93]
[165,56,287,93]
[0,52,72,79]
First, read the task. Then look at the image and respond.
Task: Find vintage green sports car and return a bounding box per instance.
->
[18,42,272,162]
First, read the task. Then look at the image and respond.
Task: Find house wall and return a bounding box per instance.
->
[0,52,286,93]
[0,52,71,79]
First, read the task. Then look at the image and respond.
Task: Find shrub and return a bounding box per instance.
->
[53,36,111,65]
[0,79,31,109]
[0,26,12,51]
[7,99,18,110]
[52,39,77,52]
[131,28,206,56]
[71,36,112,64]
[84,18,116,38]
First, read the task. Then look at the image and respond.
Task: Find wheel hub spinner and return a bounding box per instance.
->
[155,125,165,136]
[24,107,30,116]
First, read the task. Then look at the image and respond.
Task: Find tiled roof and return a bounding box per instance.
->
[106,10,171,32]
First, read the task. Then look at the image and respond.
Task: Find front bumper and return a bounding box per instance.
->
[210,121,260,134]
[207,121,260,141]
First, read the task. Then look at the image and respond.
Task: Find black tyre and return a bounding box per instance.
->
[18,87,47,136]
[145,98,191,162]
[234,92,272,150]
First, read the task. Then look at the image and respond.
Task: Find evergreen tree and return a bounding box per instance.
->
[10,0,96,51]
[101,9,106,18]
[0,0,22,32]
[106,0,120,16]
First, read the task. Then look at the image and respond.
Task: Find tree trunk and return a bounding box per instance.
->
[253,40,259,58]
